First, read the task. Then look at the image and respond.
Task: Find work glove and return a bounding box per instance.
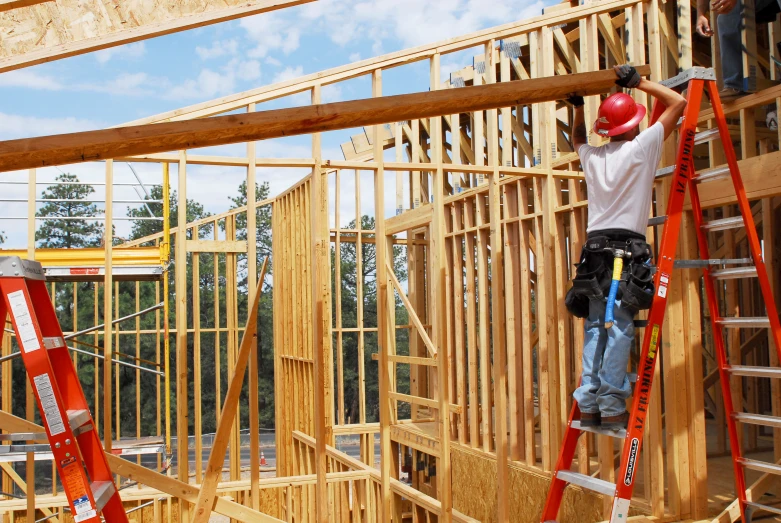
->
[567,94,585,107]
[614,64,641,88]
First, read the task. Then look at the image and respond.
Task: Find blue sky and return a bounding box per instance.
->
[0,0,551,247]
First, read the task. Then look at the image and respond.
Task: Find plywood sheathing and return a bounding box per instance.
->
[0,0,313,73]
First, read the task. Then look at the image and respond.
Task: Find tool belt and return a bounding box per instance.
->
[564,230,655,318]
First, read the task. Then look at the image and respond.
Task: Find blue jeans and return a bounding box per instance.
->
[573,299,634,417]
[718,0,745,91]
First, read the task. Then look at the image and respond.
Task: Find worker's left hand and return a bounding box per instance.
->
[613,64,641,88]
[712,0,737,14]
[696,14,714,36]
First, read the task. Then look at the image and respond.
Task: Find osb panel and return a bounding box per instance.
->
[451,444,605,523]
[8,500,181,523]
[0,0,294,61]
[258,488,282,519]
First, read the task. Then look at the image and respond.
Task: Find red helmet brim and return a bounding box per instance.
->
[594,103,647,137]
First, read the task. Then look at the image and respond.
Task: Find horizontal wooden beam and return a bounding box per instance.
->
[0,0,314,74]
[187,240,248,253]
[688,151,781,209]
[0,0,51,12]
[385,204,433,235]
[292,431,479,523]
[0,411,280,523]
[0,66,649,173]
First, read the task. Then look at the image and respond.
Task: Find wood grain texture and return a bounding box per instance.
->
[0,66,649,173]
[0,0,313,73]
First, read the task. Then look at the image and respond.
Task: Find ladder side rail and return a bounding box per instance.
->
[612,80,706,512]
[540,399,584,521]
[26,280,90,413]
[687,157,749,520]
[25,279,129,523]
[705,81,781,360]
[0,279,103,523]
[26,279,115,488]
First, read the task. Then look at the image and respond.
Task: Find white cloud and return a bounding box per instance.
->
[167,68,235,100]
[235,59,262,81]
[196,39,238,60]
[322,84,342,103]
[272,66,304,84]
[349,52,361,63]
[265,56,282,66]
[0,69,63,90]
[164,59,262,100]
[94,42,146,64]
[240,12,303,58]
[0,113,101,140]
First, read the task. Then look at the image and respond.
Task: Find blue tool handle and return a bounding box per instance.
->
[605,256,624,329]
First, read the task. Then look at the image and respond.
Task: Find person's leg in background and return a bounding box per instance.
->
[573,300,609,426]
[718,0,746,99]
[596,300,635,430]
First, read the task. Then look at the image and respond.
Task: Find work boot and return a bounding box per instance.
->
[579,411,601,427]
[601,411,629,431]
[719,87,744,103]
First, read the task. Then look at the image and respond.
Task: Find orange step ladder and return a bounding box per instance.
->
[0,256,129,523]
[541,67,781,522]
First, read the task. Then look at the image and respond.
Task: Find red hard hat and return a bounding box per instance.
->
[592,93,646,137]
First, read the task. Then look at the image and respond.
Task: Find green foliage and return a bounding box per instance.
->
[36,173,104,248]
[128,185,209,241]
[332,216,410,423]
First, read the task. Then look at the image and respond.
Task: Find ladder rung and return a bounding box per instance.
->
[0,432,47,442]
[733,412,781,428]
[673,258,753,269]
[91,480,115,512]
[738,457,781,476]
[648,216,667,227]
[746,501,781,517]
[702,216,745,231]
[571,420,626,439]
[67,409,91,431]
[694,128,722,144]
[655,165,676,179]
[694,165,731,184]
[717,317,770,328]
[729,365,781,379]
[555,470,616,496]
[710,266,758,280]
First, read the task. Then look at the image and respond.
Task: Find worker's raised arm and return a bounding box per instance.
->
[569,95,587,152]
[614,64,686,139]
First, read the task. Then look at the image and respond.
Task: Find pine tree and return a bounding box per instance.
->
[36,173,104,248]
[127,185,210,241]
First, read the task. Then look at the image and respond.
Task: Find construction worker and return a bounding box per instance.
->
[564,65,687,430]
[696,0,780,112]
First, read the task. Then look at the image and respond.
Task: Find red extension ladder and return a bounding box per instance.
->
[541,67,781,522]
[0,256,128,523]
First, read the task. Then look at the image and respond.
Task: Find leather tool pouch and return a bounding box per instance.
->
[618,238,655,315]
[565,236,613,318]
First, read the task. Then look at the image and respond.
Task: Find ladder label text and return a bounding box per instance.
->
[624,437,639,485]
[8,290,40,353]
[33,373,65,436]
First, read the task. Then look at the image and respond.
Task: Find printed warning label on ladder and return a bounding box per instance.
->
[1,255,129,523]
[8,290,40,353]
[61,456,95,522]
[32,374,65,436]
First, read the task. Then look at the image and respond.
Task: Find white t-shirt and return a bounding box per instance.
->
[577,122,665,235]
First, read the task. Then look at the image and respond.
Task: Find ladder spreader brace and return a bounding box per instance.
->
[0,256,129,523]
[541,67,781,523]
